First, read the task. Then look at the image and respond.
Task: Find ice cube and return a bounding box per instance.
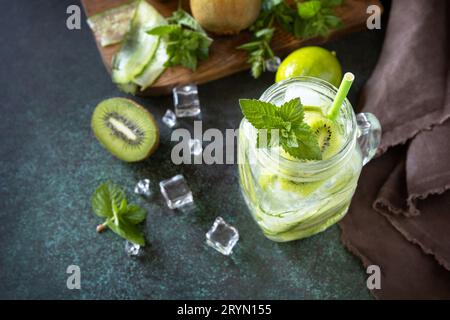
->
[172,84,201,117]
[159,174,193,209]
[206,217,239,256]
[134,179,152,197]
[125,241,141,256]
[189,138,202,156]
[284,85,322,106]
[162,109,177,128]
[265,56,281,72]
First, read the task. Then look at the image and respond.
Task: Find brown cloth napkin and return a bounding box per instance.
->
[339,0,450,299]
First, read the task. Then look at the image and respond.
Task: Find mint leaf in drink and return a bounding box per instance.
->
[239,98,322,160]
[283,123,323,160]
[257,129,280,148]
[239,99,280,129]
[279,97,304,124]
[92,181,147,245]
[285,130,299,148]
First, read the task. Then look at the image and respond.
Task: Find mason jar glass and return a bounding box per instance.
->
[238,77,381,242]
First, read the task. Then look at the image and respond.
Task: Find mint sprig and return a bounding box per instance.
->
[147,8,212,71]
[92,182,147,245]
[239,98,322,160]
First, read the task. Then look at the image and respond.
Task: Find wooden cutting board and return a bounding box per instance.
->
[82,0,382,96]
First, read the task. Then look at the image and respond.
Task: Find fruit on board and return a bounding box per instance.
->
[190,0,261,35]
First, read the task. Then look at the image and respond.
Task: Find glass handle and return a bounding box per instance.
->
[356,112,381,166]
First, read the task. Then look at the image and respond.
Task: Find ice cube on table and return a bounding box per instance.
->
[125,241,141,256]
[159,174,193,209]
[189,138,202,156]
[162,109,177,128]
[284,85,323,106]
[206,217,239,256]
[134,179,152,197]
[265,56,281,72]
[172,84,201,118]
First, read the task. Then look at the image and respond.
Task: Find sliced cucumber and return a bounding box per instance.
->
[87,1,138,47]
[112,0,166,84]
[133,37,168,90]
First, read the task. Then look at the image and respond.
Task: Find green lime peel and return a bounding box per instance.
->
[327,72,355,120]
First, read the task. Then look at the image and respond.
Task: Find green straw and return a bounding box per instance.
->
[327,72,355,120]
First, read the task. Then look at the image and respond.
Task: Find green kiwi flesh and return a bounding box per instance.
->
[305,112,342,160]
[91,98,159,162]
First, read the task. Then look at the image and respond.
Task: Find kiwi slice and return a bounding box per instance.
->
[279,178,324,197]
[306,114,343,160]
[91,98,159,162]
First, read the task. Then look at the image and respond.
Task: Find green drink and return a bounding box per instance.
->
[238,77,381,242]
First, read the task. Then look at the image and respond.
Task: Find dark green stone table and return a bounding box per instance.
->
[0,0,387,299]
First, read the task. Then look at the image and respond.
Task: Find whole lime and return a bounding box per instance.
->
[275,46,342,87]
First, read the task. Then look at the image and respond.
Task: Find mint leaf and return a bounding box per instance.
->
[118,198,127,213]
[324,14,342,28]
[282,123,322,160]
[239,99,280,129]
[91,182,125,218]
[238,27,275,79]
[239,98,322,160]
[285,130,299,148]
[91,182,147,245]
[107,218,145,246]
[150,9,212,71]
[147,24,180,36]
[279,98,304,124]
[257,129,280,148]
[122,204,147,225]
[242,0,343,76]
[168,8,206,34]
[237,41,262,51]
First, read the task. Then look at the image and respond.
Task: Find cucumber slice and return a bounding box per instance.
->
[112,0,166,84]
[87,1,138,47]
[133,37,168,90]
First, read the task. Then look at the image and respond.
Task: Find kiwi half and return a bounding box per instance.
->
[91,98,159,162]
[306,114,342,160]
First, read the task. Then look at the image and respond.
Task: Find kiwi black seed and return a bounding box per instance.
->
[91,98,159,162]
[314,123,333,152]
[308,117,342,159]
